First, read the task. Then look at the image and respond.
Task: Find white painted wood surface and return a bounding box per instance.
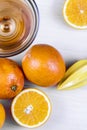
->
[2,0,87,130]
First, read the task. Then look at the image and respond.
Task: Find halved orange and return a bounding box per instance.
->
[11,88,51,128]
[0,104,5,128]
[63,0,87,29]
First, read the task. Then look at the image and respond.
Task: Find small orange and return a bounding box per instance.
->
[0,104,5,128]
[11,88,51,128]
[0,58,24,99]
[22,44,66,87]
[63,0,87,29]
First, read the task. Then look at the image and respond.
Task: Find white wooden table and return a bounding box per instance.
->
[2,0,87,130]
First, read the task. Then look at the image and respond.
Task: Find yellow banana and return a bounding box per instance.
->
[57,60,87,90]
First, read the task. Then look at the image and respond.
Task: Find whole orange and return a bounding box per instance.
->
[0,58,24,99]
[22,44,66,87]
[0,104,5,128]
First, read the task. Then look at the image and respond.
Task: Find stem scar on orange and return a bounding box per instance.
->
[22,44,66,87]
[0,58,24,99]
[11,88,52,128]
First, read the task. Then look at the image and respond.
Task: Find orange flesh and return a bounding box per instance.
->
[14,91,49,126]
[0,104,5,128]
[65,0,87,26]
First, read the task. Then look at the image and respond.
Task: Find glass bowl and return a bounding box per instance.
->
[0,0,39,57]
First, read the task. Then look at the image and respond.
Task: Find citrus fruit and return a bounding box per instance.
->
[11,88,51,128]
[22,44,66,87]
[63,0,87,29]
[0,104,5,128]
[0,58,24,99]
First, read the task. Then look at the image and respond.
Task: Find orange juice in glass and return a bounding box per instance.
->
[0,0,39,57]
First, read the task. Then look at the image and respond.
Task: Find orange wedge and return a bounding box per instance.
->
[63,0,87,29]
[11,88,51,128]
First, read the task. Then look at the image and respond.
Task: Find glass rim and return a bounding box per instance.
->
[0,0,40,57]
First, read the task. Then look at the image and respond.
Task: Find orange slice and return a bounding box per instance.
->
[0,104,5,128]
[63,0,87,29]
[11,88,51,128]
